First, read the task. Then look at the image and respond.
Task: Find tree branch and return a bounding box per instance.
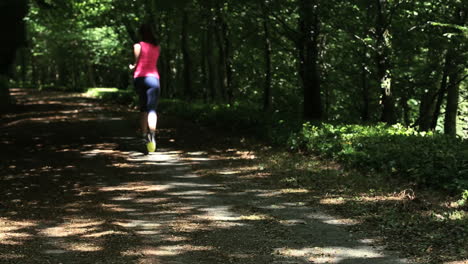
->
[455,74,468,87]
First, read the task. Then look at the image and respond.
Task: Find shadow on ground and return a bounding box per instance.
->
[0,89,407,264]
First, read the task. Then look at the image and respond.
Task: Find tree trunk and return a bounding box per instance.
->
[201,28,208,102]
[31,53,38,87]
[200,5,217,102]
[159,47,169,97]
[163,20,173,98]
[418,45,442,131]
[0,0,28,109]
[375,0,396,124]
[20,47,27,87]
[87,63,97,88]
[215,6,233,104]
[380,78,396,123]
[223,20,233,105]
[430,51,451,130]
[443,8,465,136]
[159,53,166,96]
[401,94,410,126]
[430,86,447,130]
[262,2,272,112]
[215,11,228,102]
[206,22,217,101]
[298,0,322,120]
[361,57,370,121]
[181,10,193,99]
[444,70,461,136]
[0,76,11,112]
[359,13,371,122]
[418,89,437,131]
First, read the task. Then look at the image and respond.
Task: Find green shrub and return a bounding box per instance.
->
[289,123,468,192]
[85,88,137,106]
[159,99,301,143]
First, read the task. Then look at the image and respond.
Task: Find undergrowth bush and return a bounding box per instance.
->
[288,123,468,192]
[86,90,467,194]
[159,99,301,145]
[85,88,137,106]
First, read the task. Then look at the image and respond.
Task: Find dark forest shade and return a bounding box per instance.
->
[0,0,28,110]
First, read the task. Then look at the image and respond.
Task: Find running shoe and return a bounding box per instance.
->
[146,132,156,152]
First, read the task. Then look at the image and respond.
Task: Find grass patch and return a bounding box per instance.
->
[84,87,137,106]
[85,87,119,97]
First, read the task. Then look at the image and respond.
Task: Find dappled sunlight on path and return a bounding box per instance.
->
[0,89,408,263]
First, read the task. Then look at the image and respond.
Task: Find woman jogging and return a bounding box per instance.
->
[130,23,161,153]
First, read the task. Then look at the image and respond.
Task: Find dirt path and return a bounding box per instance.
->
[0,89,409,264]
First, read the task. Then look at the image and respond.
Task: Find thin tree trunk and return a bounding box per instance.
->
[361,57,370,121]
[206,21,216,101]
[159,39,168,97]
[181,10,193,99]
[31,53,38,87]
[298,0,322,120]
[443,8,465,136]
[262,2,272,112]
[418,46,441,131]
[375,0,396,124]
[419,89,437,131]
[215,14,227,102]
[401,94,410,126]
[200,5,217,102]
[0,76,11,112]
[444,70,461,136]
[87,63,96,88]
[20,48,27,87]
[159,53,166,97]
[201,26,209,103]
[418,77,439,130]
[223,20,233,105]
[430,51,451,130]
[430,87,447,130]
[164,22,173,98]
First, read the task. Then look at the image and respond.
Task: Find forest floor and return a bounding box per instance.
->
[0,89,465,264]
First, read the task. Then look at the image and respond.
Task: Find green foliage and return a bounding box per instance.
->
[85,88,136,105]
[289,122,468,192]
[86,87,118,96]
[158,99,302,145]
[458,190,468,207]
[429,21,468,38]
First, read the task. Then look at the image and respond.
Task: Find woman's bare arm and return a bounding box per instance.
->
[129,43,141,70]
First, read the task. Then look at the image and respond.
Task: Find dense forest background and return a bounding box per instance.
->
[2,0,467,137]
[1,2,467,262]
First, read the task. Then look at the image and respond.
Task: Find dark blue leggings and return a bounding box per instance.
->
[134,76,160,113]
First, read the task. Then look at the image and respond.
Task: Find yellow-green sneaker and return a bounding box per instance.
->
[146,132,156,152]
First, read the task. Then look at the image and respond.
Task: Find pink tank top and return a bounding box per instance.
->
[134,42,160,79]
